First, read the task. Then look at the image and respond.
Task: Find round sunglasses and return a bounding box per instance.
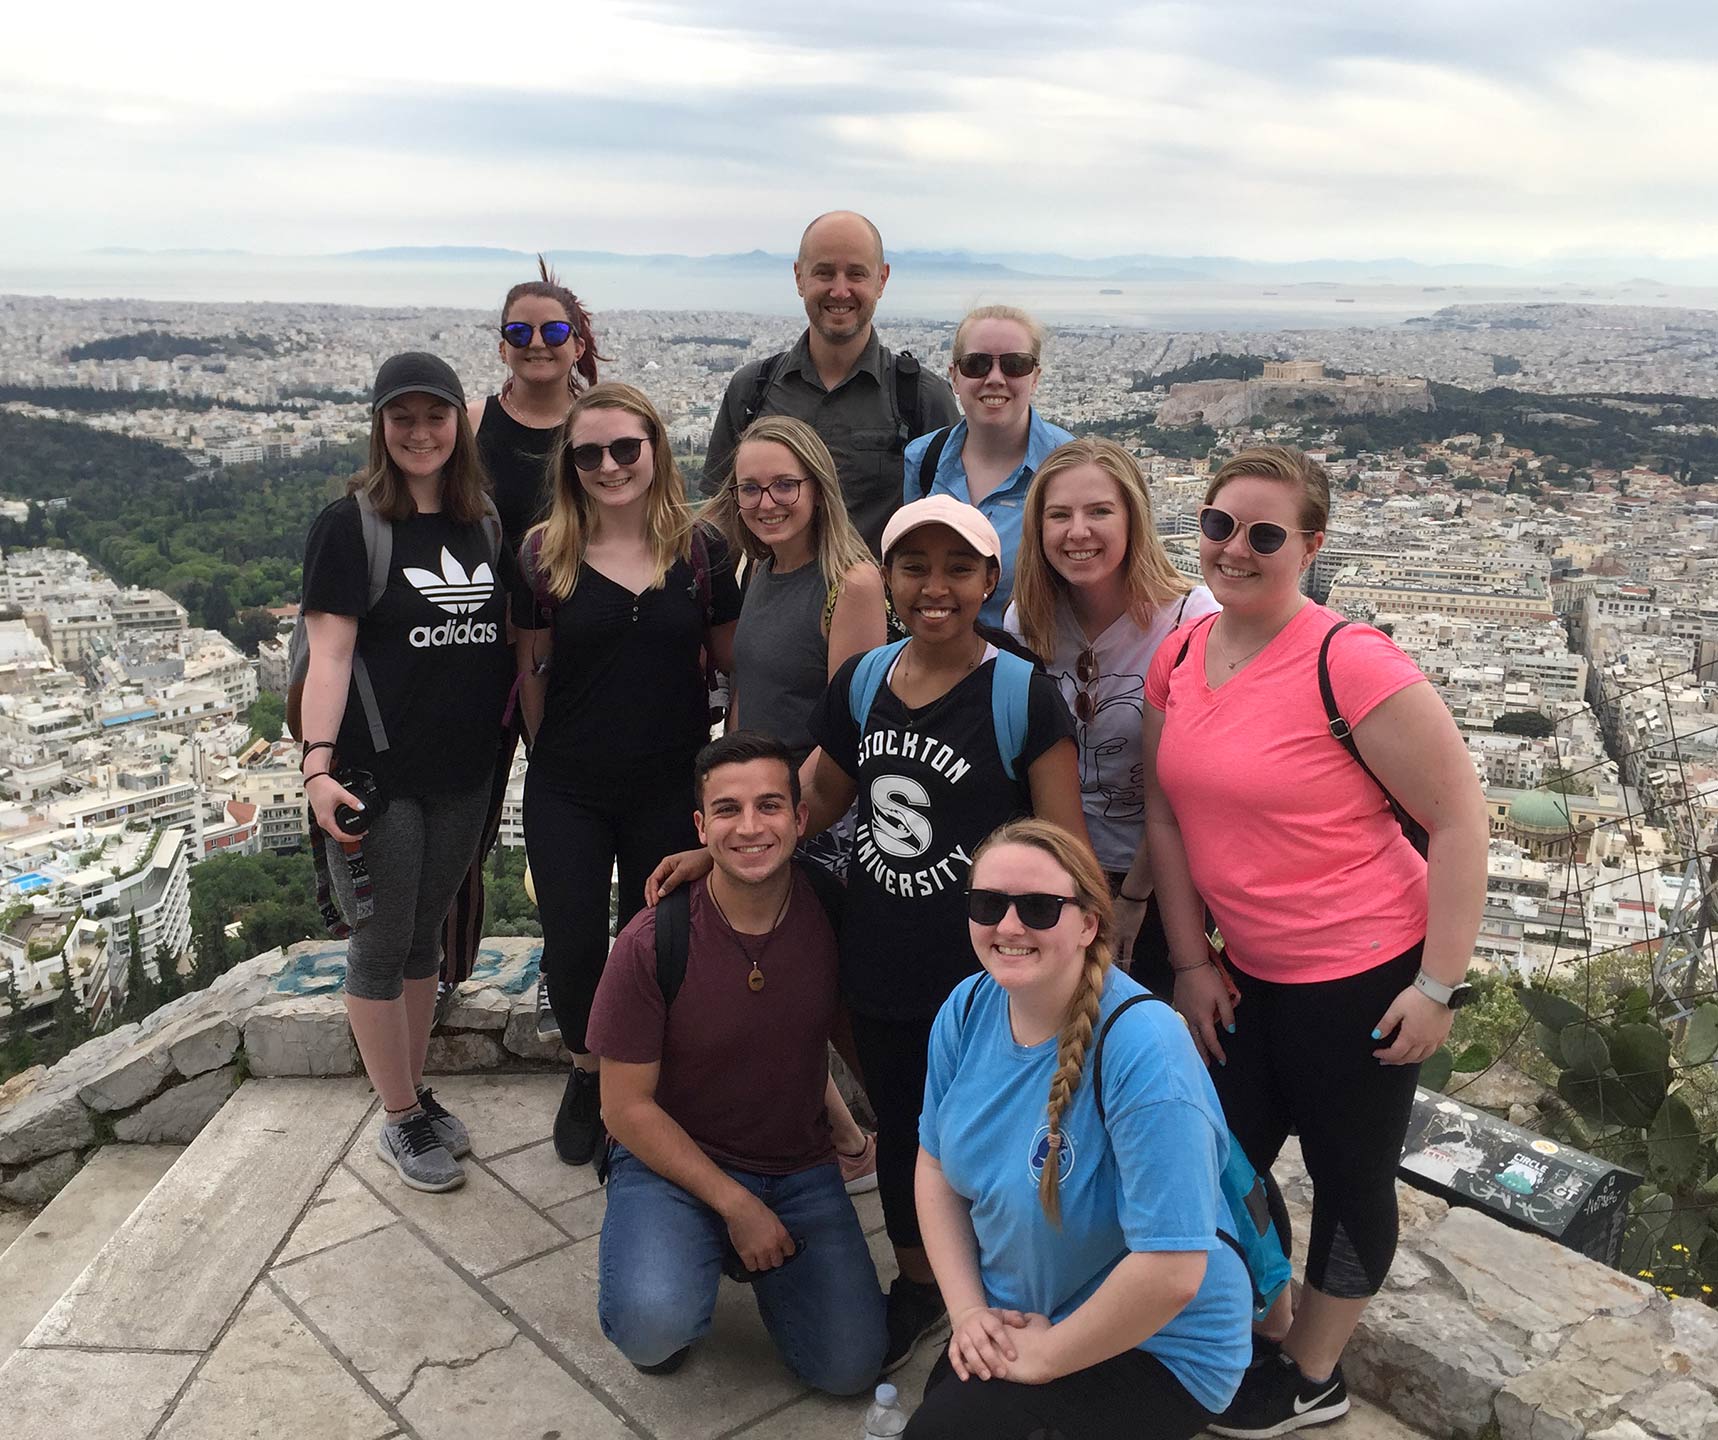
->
[955,351,1039,380]
[569,436,647,471]
[501,321,575,349]
[967,888,1080,930]
[1198,505,1317,556]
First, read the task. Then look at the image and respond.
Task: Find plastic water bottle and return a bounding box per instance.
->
[862,1381,907,1438]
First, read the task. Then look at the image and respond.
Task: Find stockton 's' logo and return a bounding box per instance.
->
[1028,1125,1076,1186]
[405,548,495,616]
[869,775,932,859]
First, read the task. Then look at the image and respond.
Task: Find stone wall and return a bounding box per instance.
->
[0,938,554,1206]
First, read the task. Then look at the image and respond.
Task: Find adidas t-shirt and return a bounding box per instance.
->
[921,968,1251,1413]
[809,650,1075,1021]
[302,497,519,797]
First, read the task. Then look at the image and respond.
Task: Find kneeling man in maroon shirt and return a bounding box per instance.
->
[588,731,889,1390]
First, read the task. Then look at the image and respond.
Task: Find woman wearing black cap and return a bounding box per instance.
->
[298,352,521,1194]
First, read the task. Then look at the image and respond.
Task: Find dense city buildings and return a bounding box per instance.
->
[2,292,1715,1023]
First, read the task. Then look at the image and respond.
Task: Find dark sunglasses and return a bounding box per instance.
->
[1074,645,1098,724]
[955,351,1039,380]
[968,888,1079,930]
[569,436,647,471]
[734,478,804,509]
[501,320,575,349]
[1198,505,1316,556]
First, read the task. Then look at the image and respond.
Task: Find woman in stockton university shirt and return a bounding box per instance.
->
[1142,446,1486,1438]
[1006,436,1218,995]
[299,352,518,1195]
[439,257,605,999]
[515,382,740,1171]
[654,493,1086,1369]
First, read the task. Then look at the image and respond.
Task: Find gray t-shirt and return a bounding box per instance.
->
[731,557,831,764]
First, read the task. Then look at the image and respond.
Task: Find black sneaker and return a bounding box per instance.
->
[1209,1352,1349,1437]
[634,1345,690,1376]
[553,1067,604,1166]
[416,1086,471,1159]
[881,1277,946,1375]
[535,975,561,1041]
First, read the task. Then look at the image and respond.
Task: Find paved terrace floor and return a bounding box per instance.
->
[4,1074,1427,1440]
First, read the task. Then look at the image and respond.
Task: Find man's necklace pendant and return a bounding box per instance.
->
[747,966,766,993]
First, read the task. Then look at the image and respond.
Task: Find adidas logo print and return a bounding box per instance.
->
[405,548,495,616]
[406,547,499,649]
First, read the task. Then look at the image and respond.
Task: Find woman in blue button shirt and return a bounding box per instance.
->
[909,818,1249,1439]
[904,306,1073,628]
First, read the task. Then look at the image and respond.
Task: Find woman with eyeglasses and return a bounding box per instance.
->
[701,415,889,1194]
[515,382,741,1169]
[649,495,1088,1371]
[904,305,1073,627]
[907,819,1249,1439]
[1006,438,1218,995]
[440,258,606,1018]
[1141,447,1486,1438]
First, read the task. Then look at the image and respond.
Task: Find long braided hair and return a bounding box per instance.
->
[972,818,1115,1226]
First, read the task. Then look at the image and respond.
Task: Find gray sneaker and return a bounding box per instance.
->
[377,1112,465,1193]
[534,975,561,1040]
[416,1086,471,1159]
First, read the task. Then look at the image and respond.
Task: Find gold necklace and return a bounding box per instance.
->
[1212,618,1272,672]
[707,880,792,992]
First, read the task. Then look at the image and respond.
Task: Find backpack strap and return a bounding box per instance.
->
[847,639,909,736]
[349,493,391,754]
[1317,621,1428,856]
[478,496,503,570]
[892,350,924,448]
[990,648,1033,781]
[916,426,955,499]
[653,884,693,1010]
[742,352,788,431]
[1170,611,1220,672]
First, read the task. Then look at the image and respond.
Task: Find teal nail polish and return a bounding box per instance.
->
[1370,1028,1382,1040]
[1226,1023,1236,1034]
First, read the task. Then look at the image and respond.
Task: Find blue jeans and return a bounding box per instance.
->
[598,1146,888,1395]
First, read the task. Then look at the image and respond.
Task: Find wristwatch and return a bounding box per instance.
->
[1413,969,1475,1010]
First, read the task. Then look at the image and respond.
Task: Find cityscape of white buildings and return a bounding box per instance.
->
[2,294,1716,1028]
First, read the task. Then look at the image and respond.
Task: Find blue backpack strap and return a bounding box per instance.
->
[989,648,1034,781]
[848,639,909,736]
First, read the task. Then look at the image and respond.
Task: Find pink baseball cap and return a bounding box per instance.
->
[881,495,1002,561]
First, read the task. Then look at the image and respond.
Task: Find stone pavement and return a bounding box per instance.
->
[2,1073,1428,1439]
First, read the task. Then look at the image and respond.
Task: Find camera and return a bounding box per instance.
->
[333,768,386,836]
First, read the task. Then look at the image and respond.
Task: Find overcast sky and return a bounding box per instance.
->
[3,0,1713,264]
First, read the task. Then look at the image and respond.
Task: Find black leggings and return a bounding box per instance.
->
[440,719,520,988]
[848,1010,935,1250]
[1213,944,1424,1299]
[524,769,697,1054]
[906,1348,1212,1440]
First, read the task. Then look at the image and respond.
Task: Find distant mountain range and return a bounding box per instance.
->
[82,245,1716,287]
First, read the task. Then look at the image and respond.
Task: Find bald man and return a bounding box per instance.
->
[701,211,959,554]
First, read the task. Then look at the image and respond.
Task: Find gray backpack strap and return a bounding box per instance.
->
[350,492,392,754]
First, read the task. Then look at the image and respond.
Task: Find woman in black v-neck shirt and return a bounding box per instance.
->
[438,261,607,998]
[514,382,740,1167]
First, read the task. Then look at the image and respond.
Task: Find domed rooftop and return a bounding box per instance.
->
[1511,788,1574,832]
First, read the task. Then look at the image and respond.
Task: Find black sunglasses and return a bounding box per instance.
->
[501,320,575,349]
[1198,505,1315,556]
[955,351,1039,380]
[968,888,1079,930]
[569,436,647,471]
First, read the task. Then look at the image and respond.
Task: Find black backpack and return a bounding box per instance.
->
[1169,614,1429,856]
[652,863,846,1007]
[741,349,926,453]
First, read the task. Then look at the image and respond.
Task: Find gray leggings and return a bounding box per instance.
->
[330,781,491,1001]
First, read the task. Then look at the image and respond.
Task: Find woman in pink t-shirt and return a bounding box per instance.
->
[1141,447,1487,1439]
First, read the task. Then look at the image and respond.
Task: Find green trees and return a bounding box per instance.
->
[247,693,285,744]
[188,851,322,961]
[2,971,36,1075]
[1494,711,1555,739]
[120,911,157,1024]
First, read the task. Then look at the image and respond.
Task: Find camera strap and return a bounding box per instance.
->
[309,820,376,937]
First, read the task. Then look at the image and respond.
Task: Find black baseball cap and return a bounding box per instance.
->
[371,352,466,413]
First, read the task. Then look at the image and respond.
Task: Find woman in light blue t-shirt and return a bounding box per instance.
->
[909,819,1250,1440]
